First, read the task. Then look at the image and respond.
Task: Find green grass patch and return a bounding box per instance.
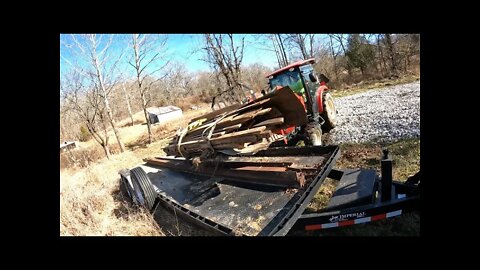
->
[299,138,420,236]
[335,138,420,181]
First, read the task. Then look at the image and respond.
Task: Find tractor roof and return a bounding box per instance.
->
[265,58,316,78]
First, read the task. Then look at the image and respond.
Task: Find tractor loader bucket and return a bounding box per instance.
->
[246,86,308,128]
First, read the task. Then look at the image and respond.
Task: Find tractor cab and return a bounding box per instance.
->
[266,58,329,120]
[266,58,337,145]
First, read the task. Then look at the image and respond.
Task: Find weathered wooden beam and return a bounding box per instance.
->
[228,98,271,116]
[185,123,242,139]
[190,103,241,123]
[215,108,271,129]
[216,140,272,156]
[168,127,266,149]
[211,126,266,142]
[164,134,260,156]
[184,131,226,141]
[252,117,284,128]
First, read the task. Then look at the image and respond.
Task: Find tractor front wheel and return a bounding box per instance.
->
[321,92,337,132]
[305,123,322,146]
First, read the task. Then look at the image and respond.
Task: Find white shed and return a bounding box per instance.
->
[147,106,183,125]
[60,141,78,153]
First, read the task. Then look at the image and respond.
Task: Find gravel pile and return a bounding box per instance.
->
[328,81,420,144]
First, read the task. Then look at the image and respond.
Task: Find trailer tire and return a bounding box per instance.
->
[305,123,322,146]
[120,175,135,203]
[130,167,157,211]
[321,92,337,132]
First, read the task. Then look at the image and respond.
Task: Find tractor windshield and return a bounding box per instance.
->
[269,69,305,95]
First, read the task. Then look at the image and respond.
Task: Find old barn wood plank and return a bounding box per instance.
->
[191,98,269,128]
[229,98,271,116]
[185,123,243,139]
[165,135,257,153]
[190,103,241,123]
[183,117,234,139]
[184,131,226,141]
[187,107,267,136]
[165,87,308,157]
[191,98,271,127]
[216,140,271,156]
[211,126,266,142]
[252,117,284,128]
[169,127,266,149]
[214,108,271,129]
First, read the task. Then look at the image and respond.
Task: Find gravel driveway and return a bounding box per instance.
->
[328,81,420,144]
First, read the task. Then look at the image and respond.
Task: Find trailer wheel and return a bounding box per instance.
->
[120,175,135,203]
[321,92,337,132]
[305,123,322,146]
[130,167,157,211]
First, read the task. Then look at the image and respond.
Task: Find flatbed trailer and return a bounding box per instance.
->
[119,146,420,236]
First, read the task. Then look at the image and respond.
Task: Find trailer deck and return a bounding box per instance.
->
[120,146,420,236]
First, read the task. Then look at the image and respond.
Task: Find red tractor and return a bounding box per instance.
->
[210,58,337,146]
[265,58,337,146]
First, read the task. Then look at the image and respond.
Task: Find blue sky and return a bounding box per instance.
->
[166,34,279,72]
[60,34,280,76]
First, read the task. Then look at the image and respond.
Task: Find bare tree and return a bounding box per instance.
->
[393,34,420,73]
[275,34,289,66]
[376,34,388,77]
[270,36,284,68]
[247,34,286,69]
[202,34,245,89]
[121,79,134,126]
[241,63,272,92]
[307,34,316,59]
[285,34,316,60]
[384,34,398,76]
[129,34,169,144]
[61,69,112,159]
[329,35,340,79]
[329,34,353,75]
[164,62,193,98]
[60,98,81,142]
[61,34,126,153]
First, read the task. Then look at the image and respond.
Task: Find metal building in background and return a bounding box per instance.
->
[147,106,183,125]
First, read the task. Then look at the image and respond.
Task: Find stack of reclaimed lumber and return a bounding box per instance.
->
[163,86,308,157]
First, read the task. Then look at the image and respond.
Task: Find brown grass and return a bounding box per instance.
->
[63,106,211,170]
[307,178,338,212]
[60,138,173,236]
[60,106,213,236]
[176,97,208,111]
